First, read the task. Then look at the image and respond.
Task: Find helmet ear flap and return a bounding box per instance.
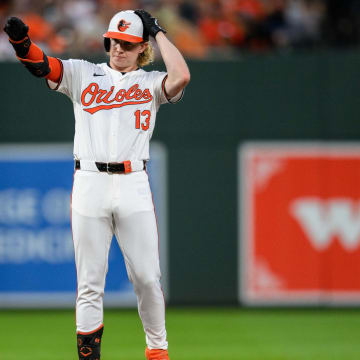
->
[104,38,110,52]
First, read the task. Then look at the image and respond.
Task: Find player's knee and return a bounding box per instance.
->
[78,289,103,302]
[132,272,161,292]
[133,280,161,298]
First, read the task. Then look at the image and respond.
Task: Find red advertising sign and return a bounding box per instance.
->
[239,143,360,305]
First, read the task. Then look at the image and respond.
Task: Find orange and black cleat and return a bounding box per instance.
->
[145,347,170,360]
[77,325,104,359]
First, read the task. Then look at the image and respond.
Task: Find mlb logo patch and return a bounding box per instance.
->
[238,143,360,305]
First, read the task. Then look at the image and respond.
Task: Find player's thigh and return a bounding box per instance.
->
[113,171,154,218]
[72,209,113,278]
[113,210,161,282]
[72,170,111,218]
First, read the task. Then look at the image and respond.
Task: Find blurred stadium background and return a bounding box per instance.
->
[1,0,360,359]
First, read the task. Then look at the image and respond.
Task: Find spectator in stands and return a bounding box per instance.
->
[1,0,360,60]
[0,0,13,59]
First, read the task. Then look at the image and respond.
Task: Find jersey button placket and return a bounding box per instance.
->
[109,113,118,161]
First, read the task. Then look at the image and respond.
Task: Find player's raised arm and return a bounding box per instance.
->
[3,17,62,83]
[135,10,190,99]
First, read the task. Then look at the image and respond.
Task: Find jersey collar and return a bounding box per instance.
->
[106,62,140,75]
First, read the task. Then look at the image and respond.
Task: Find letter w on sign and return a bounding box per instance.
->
[290,198,360,252]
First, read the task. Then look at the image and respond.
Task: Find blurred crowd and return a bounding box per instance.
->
[1,0,360,60]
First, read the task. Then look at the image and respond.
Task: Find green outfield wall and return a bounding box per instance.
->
[1,50,360,305]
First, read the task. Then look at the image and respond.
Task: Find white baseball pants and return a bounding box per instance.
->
[71,169,167,350]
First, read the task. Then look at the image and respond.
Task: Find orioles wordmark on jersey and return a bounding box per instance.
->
[47,59,183,163]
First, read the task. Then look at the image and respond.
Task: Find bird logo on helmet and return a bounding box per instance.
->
[103,10,148,52]
[117,20,131,32]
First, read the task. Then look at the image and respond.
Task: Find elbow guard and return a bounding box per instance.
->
[19,52,51,78]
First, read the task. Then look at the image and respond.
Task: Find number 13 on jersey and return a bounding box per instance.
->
[135,110,151,131]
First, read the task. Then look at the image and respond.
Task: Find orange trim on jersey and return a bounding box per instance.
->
[161,75,168,96]
[71,169,78,333]
[161,74,184,104]
[77,324,104,335]
[103,32,143,43]
[144,167,168,319]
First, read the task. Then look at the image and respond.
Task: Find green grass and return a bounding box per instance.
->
[1,308,360,359]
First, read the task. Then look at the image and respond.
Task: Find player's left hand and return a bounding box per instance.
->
[4,16,29,41]
[134,9,166,38]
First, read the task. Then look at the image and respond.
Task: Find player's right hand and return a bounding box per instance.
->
[3,17,29,41]
[134,10,166,38]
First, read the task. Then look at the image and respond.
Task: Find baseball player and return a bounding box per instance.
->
[4,9,190,360]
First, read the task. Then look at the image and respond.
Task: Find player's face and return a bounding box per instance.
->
[109,39,147,72]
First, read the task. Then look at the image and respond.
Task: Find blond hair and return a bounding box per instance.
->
[137,41,154,67]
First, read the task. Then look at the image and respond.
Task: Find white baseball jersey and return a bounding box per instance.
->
[47,60,183,162]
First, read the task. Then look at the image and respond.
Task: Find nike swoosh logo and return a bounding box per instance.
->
[93,73,105,77]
